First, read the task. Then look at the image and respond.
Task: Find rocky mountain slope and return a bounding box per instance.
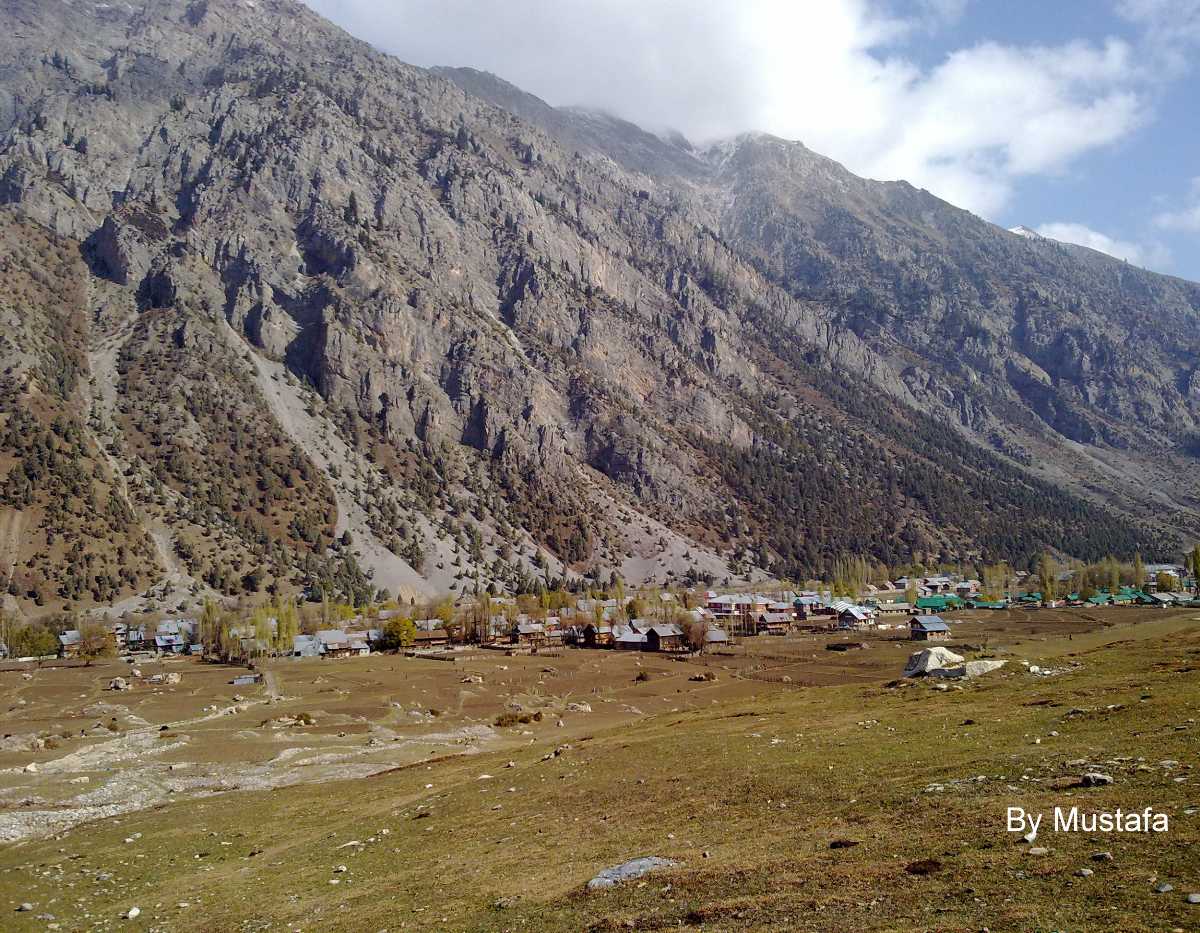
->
[0,0,1193,615]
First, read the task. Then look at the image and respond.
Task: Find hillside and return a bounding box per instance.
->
[0,0,1196,614]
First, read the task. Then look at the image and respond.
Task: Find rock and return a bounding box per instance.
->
[23,763,38,774]
[16,903,33,911]
[108,678,130,691]
[1091,851,1114,862]
[1186,893,1200,904]
[587,857,678,890]
[828,839,859,849]
[1081,772,1114,786]
[461,675,484,684]
[565,702,592,713]
[904,859,943,875]
[1155,883,1174,894]
[1076,868,1094,877]
[123,906,141,919]
[1028,847,1050,856]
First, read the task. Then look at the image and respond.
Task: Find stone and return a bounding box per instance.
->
[1185,893,1200,904]
[108,678,130,691]
[16,903,33,912]
[1081,772,1114,786]
[1076,868,1094,877]
[1091,851,1114,862]
[1028,847,1049,856]
[586,857,678,890]
[1155,883,1174,894]
[123,907,141,919]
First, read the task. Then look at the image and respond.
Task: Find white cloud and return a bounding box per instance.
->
[1153,177,1200,232]
[1035,222,1170,267]
[303,0,1171,218]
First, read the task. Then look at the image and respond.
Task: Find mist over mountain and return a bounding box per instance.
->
[0,0,1197,616]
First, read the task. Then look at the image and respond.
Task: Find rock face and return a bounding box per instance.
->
[0,0,1195,612]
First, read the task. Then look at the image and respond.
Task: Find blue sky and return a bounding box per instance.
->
[308,0,1200,280]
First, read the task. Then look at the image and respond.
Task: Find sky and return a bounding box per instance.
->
[304,0,1200,281]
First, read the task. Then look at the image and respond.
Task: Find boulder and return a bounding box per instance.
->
[904,647,964,677]
[587,856,678,890]
[108,677,130,691]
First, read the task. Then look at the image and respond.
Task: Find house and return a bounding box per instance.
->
[583,623,615,648]
[58,629,81,658]
[511,621,548,649]
[413,628,450,649]
[756,612,792,635]
[125,625,149,651]
[156,633,187,654]
[614,629,648,650]
[645,624,686,652]
[316,630,355,659]
[835,604,876,630]
[875,600,911,616]
[704,627,730,646]
[910,616,951,641]
[293,634,323,657]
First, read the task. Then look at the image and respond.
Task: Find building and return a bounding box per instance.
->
[412,628,450,649]
[645,624,685,652]
[58,629,81,658]
[615,629,648,650]
[835,603,876,630]
[293,634,323,657]
[511,621,548,649]
[910,616,950,641]
[316,630,355,659]
[583,623,615,648]
[756,612,793,636]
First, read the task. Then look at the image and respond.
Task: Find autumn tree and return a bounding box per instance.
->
[1037,552,1057,602]
[77,621,113,663]
[377,616,417,651]
[273,598,298,654]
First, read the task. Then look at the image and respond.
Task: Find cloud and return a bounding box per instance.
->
[1153,178,1200,232]
[1035,222,1170,267]
[303,0,1169,217]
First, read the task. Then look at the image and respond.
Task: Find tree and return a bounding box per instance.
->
[1037,552,1057,602]
[199,598,221,654]
[1191,544,1200,593]
[683,618,709,653]
[1156,571,1179,592]
[1133,552,1146,590]
[274,598,298,654]
[377,617,417,651]
[904,581,918,606]
[77,622,113,663]
[8,623,57,659]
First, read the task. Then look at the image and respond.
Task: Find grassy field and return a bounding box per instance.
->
[0,611,1197,931]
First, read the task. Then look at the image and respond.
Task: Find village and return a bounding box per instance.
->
[18,559,1198,665]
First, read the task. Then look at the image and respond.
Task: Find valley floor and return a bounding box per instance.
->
[0,611,1197,931]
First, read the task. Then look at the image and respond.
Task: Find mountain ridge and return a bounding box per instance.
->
[0,0,1193,617]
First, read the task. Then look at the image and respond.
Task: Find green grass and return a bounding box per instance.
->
[1,622,1197,931]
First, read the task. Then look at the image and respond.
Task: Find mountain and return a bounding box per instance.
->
[0,0,1194,616]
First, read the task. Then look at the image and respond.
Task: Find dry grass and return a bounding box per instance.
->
[0,613,1196,931]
